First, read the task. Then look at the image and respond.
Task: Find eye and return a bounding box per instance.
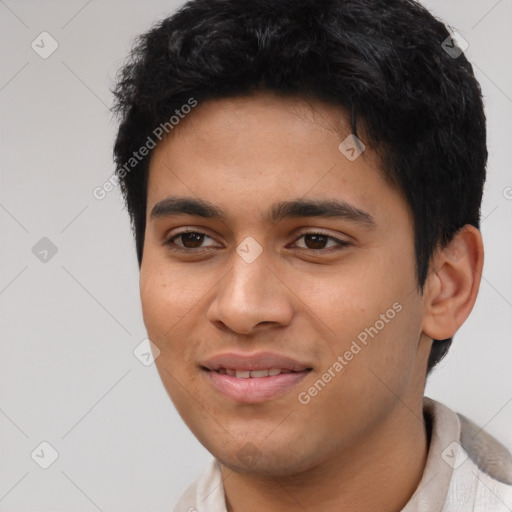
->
[290,231,351,253]
[165,229,218,250]
[164,229,351,254]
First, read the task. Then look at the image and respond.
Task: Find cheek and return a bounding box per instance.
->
[139,260,195,349]
[139,268,172,340]
[140,268,200,407]
[294,261,401,336]
[139,256,222,378]
[295,250,419,370]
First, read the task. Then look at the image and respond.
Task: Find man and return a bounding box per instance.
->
[112,0,512,510]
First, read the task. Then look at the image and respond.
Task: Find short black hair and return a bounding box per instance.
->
[112,0,487,375]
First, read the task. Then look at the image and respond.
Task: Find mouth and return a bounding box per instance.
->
[201,352,313,403]
[212,368,304,378]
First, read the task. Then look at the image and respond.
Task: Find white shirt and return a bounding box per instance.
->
[174,397,512,511]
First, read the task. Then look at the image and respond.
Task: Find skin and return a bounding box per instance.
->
[139,91,483,512]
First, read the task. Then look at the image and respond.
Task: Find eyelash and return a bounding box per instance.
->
[164,229,351,254]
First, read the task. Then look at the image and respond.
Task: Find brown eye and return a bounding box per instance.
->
[177,232,205,248]
[303,234,329,250]
[292,232,351,253]
[165,230,218,250]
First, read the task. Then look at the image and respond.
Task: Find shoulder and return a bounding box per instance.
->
[447,412,512,511]
[458,412,512,487]
[173,458,226,512]
[429,398,512,512]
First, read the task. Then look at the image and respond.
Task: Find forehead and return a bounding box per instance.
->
[175,91,347,134]
[146,92,409,229]
[150,92,352,168]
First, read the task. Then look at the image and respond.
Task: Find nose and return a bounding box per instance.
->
[206,250,294,335]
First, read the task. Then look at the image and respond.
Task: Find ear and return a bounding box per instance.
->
[422,225,484,340]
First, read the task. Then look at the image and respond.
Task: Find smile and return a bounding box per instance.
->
[215,368,296,378]
[204,367,311,403]
[200,351,313,403]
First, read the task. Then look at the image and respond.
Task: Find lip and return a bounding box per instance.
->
[201,352,312,403]
[202,351,311,372]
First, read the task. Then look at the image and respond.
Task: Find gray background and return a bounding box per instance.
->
[0,0,511,510]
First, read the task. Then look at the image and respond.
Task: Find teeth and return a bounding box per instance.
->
[218,368,287,378]
[250,370,270,378]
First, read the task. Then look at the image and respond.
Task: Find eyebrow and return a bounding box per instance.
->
[150,196,377,228]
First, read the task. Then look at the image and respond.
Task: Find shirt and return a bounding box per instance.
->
[174,397,512,511]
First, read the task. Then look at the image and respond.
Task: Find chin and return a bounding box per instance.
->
[210,439,321,478]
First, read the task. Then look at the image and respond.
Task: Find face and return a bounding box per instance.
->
[140,92,431,476]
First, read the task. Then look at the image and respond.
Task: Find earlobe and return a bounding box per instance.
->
[422,225,484,341]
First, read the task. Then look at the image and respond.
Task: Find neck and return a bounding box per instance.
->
[221,397,429,512]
